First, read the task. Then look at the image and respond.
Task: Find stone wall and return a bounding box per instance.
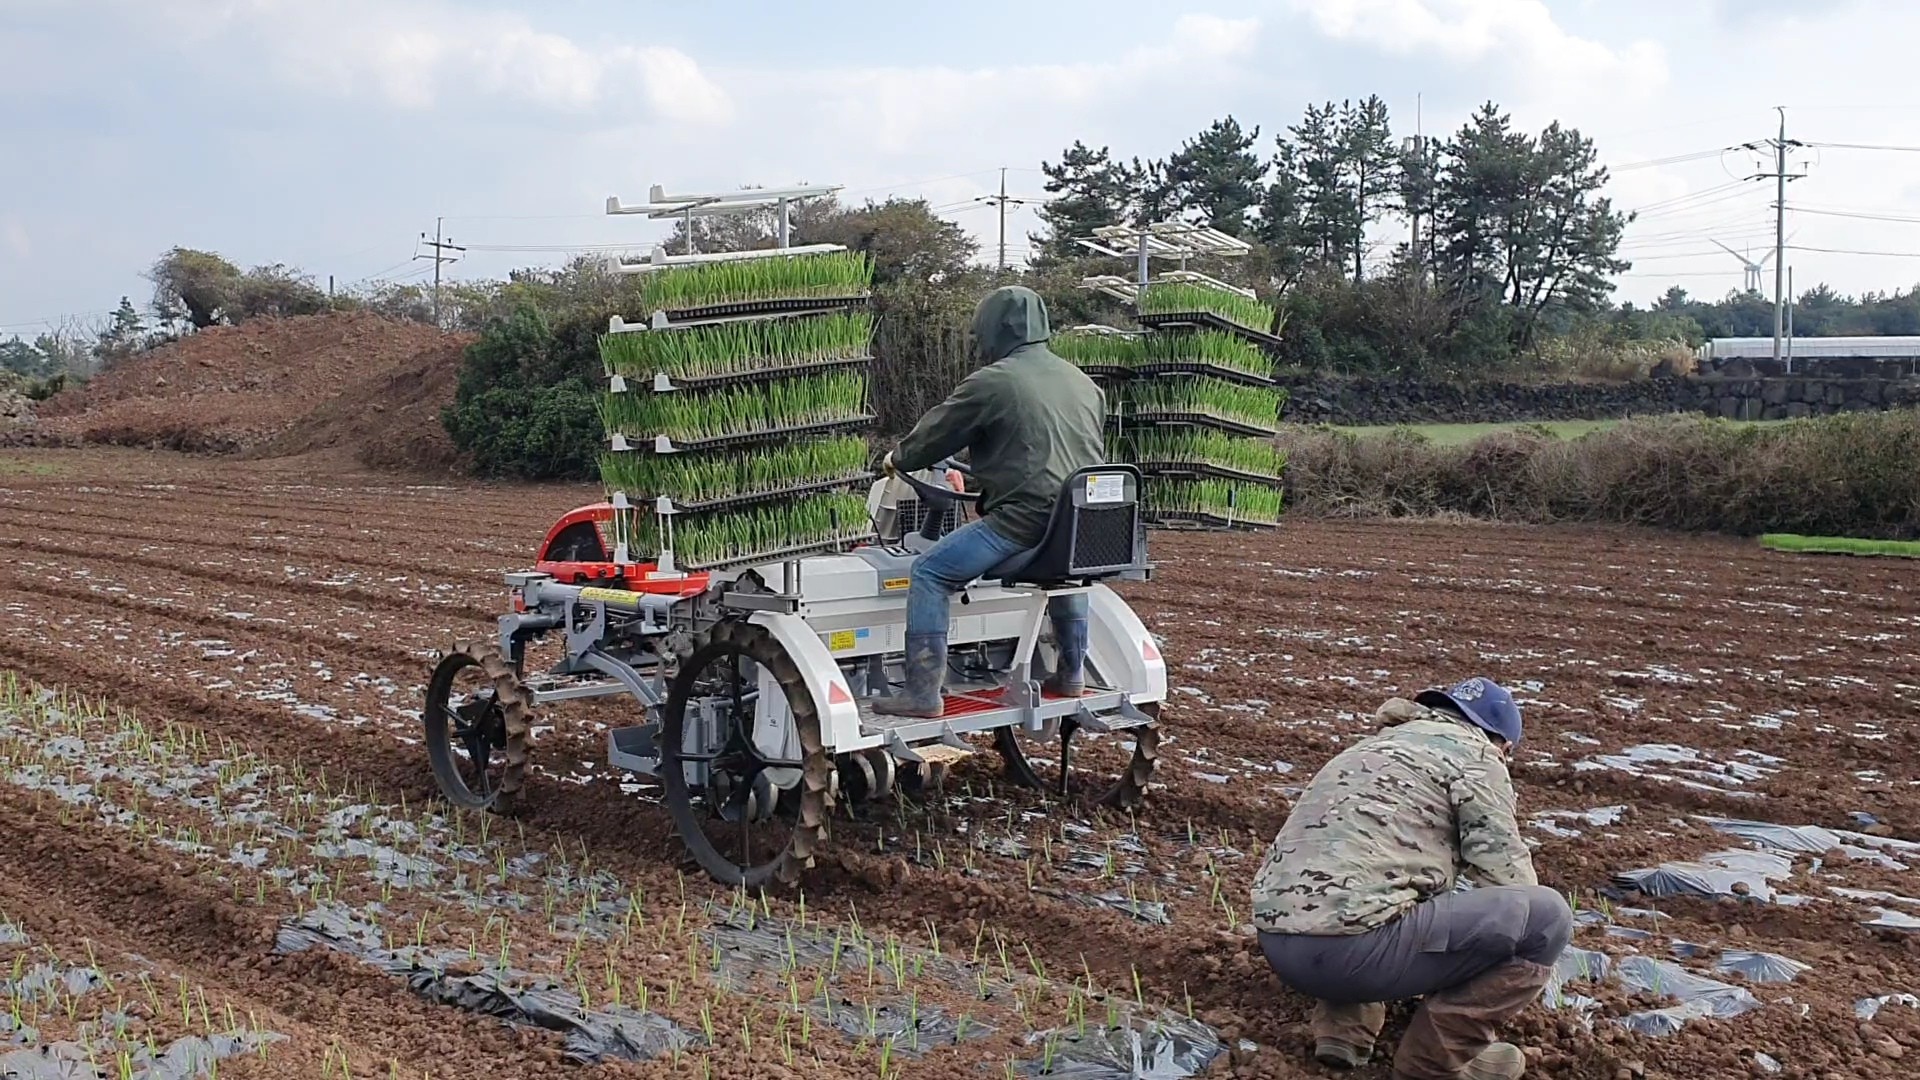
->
[1277,374,1697,426]
[1277,372,1920,426]
[1703,355,1920,379]
[1695,376,1920,421]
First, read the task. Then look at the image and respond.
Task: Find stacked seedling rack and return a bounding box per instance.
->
[1061,222,1287,530]
[596,184,879,572]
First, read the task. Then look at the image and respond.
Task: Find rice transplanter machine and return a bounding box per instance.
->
[423,184,1167,887]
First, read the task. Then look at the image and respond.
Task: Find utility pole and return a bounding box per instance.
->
[1786,264,1796,372]
[415,217,466,328]
[1744,108,1804,367]
[975,169,1038,272]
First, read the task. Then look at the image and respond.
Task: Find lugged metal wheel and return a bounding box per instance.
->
[835,747,897,810]
[660,620,832,887]
[995,701,1160,810]
[423,643,534,814]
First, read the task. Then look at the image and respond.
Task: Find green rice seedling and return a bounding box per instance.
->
[1050,332,1142,372]
[600,436,868,506]
[1126,378,1280,433]
[1136,329,1273,380]
[601,310,874,382]
[599,371,868,445]
[640,251,874,313]
[665,492,873,568]
[1125,429,1286,480]
[1149,478,1283,525]
[1136,281,1278,336]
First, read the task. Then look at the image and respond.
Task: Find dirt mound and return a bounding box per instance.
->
[25,312,473,471]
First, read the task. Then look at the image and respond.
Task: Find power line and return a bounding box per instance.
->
[1804,141,1920,153]
[1788,243,1920,257]
[1619,270,1747,279]
[1623,180,1746,214]
[1623,184,1770,221]
[1620,220,1776,246]
[337,255,421,290]
[462,242,646,252]
[1621,250,1744,261]
[1609,147,1736,171]
[0,309,117,331]
[1783,205,1920,224]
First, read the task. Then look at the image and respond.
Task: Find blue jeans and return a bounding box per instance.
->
[906,519,1088,639]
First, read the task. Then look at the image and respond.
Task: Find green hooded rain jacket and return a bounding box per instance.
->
[892,286,1106,548]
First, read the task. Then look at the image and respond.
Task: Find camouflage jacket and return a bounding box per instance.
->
[1250,698,1536,935]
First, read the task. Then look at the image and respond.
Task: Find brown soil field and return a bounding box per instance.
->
[2,446,1919,1080]
[15,314,471,471]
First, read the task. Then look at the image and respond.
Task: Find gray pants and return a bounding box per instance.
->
[1259,885,1572,1078]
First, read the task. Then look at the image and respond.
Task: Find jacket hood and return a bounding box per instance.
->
[971,285,1051,362]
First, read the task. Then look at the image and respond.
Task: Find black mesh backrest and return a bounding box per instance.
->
[1000,466,1149,585]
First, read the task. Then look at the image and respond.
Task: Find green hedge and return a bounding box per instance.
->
[1277,410,1920,538]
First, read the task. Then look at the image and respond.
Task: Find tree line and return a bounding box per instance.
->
[1029,99,1633,376]
[22,94,1920,479]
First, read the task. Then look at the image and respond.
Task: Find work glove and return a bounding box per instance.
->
[880,451,898,476]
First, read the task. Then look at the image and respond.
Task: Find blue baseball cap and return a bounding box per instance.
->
[1417,677,1522,746]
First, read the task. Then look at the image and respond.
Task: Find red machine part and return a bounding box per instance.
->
[532,503,710,597]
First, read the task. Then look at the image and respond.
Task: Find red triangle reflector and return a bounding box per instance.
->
[1142,638,1160,661]
[827,682,853,705]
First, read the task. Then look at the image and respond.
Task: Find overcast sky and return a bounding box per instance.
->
[6,0,1920,334]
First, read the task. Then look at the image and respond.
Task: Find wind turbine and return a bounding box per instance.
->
[1711,239,1772,293]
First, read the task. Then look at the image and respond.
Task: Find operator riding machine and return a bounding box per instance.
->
[424,461,1168,886]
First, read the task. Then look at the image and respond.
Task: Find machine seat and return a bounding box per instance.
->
[985,466,1150,589]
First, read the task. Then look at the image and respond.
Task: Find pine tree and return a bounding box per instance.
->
[1162,117,1266,235]
[1032,141,1139,264]
[1341,96,1398,282]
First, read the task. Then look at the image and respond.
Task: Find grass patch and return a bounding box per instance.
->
[1331,419,1626,445]
[1330,416,1785,446]
[0,455,66,478]
[1760,534,1920,558]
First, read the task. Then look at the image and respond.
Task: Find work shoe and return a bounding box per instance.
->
[1042,612,1089,698]
[1458,1043,1525,1080]
[1391,958,1550,1080]
[1311,1001,1385,1069]
[872,634,947,718]
[1314,1039,1370,1069]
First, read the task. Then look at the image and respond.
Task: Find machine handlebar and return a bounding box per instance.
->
[882,458,981,542]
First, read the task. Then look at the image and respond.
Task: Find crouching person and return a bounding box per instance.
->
[1250,678,1571,1080]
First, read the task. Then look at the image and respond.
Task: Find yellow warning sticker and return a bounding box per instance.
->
[882,577,910,591]
[828,629,857,652]
[578,587,640,609]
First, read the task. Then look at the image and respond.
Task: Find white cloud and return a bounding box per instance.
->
[730,14,1262,157]
[1290,0,1667,106]
[3,220,29,260]
[102,0,732,122]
